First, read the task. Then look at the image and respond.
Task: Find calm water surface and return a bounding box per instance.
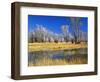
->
[28,48,87,66]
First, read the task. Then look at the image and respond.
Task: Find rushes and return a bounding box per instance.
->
[28,57,87,66]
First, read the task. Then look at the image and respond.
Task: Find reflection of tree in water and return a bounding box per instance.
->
[28,48,87,66]
[65,48,87,62]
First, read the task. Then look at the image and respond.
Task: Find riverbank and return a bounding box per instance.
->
[28,42,87,52]
[28,57,87,66]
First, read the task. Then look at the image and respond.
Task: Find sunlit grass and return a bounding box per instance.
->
[28,57,87,66]
[28,42,87,52]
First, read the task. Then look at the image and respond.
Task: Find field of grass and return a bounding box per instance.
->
[28,42,87,52]
[28,57,87,66]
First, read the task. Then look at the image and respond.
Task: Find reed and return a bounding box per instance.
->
[28,57,87,66]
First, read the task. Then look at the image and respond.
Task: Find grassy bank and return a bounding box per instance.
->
[28,57,87,66]
[28,42,87,52]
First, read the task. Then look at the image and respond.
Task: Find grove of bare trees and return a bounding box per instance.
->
[28,18,87,43]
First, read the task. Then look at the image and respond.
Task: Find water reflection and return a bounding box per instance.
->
[28,48,87,66]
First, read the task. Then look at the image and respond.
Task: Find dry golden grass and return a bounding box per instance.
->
[28,42,87,52]
[28,57,87,66]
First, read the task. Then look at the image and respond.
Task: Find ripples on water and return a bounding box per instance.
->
[28,48,87,66]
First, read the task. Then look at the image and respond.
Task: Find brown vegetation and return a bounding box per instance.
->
[28,42,87,52]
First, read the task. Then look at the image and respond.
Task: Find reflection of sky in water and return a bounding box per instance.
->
[28,48,87,66]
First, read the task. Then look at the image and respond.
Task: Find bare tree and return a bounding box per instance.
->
[70,17,81,43]
[33,24,48,42]
[61,25,69,42]
[79,31,87,42]
[28,32,33,43]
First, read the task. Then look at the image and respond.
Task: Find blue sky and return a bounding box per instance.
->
[28,15,88,33]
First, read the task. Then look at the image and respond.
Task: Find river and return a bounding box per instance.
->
[28,48,87,66]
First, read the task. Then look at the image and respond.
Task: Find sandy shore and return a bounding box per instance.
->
[28,42,87,52]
